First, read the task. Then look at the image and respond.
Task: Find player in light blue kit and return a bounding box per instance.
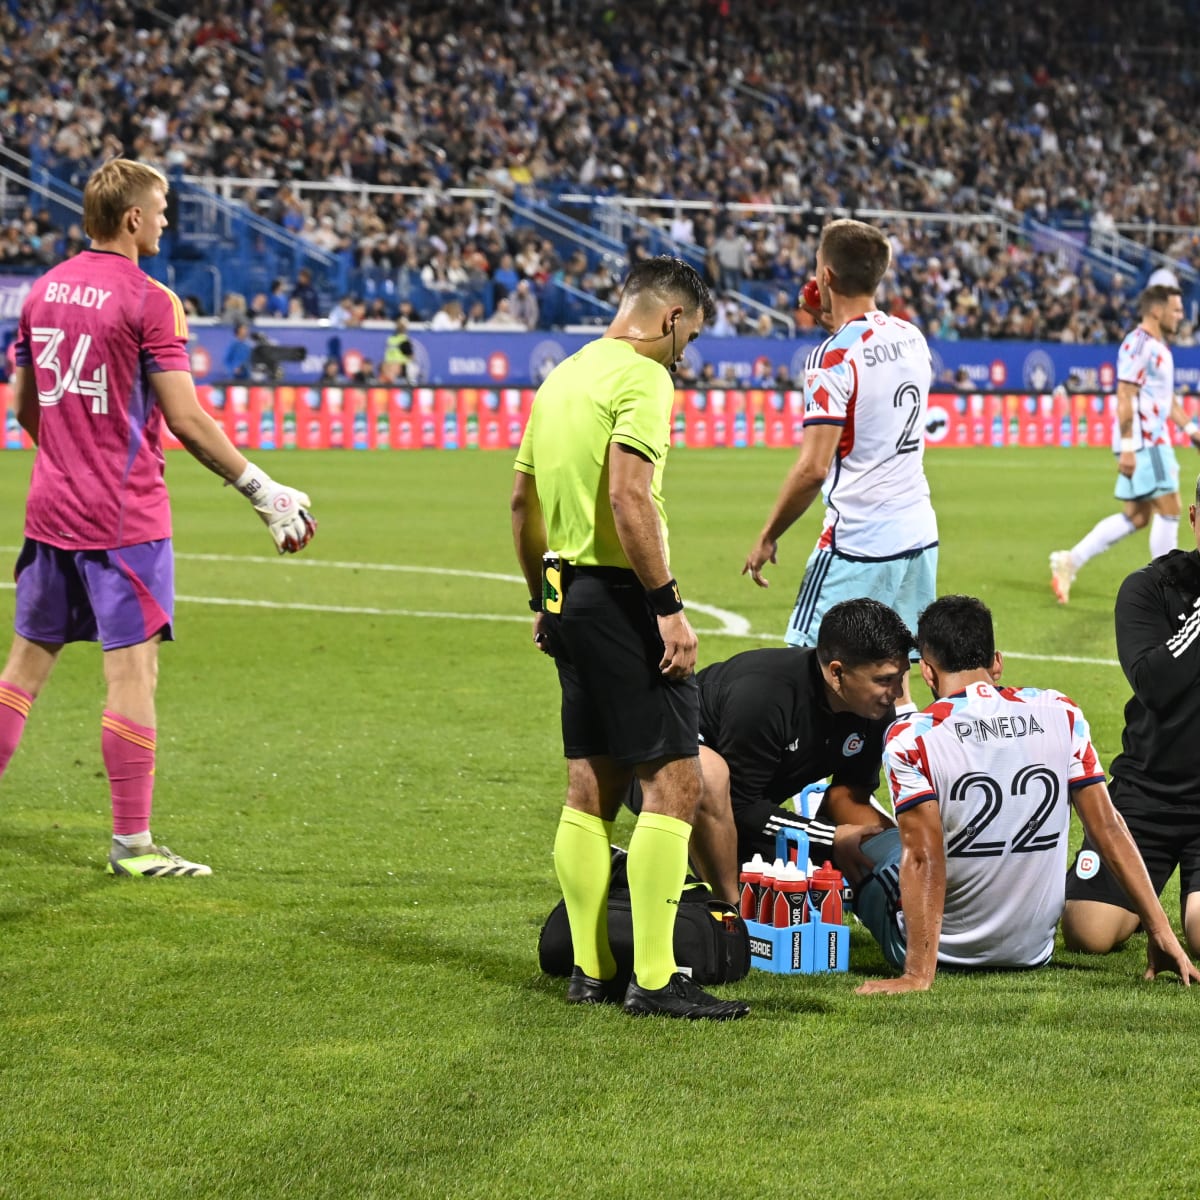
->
[1051,285,1200,603]
[743,219,937,708]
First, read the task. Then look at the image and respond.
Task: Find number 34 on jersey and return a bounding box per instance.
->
[31,326,110,414]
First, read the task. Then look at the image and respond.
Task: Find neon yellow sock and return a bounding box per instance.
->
[627,810,691,991]
[553,808,617,980]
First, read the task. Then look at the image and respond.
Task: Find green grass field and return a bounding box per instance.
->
[0,446,1195,1199]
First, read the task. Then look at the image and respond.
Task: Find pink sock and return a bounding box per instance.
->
[101,711,156,836]
[0,681,33,776]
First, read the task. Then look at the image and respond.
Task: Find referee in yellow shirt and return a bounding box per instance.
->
[511,257,749,1019]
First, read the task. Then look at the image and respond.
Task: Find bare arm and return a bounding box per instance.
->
[12,366,38,443]
[150,370,247,482]
[510,469,556,654]
[743,422,839,587]
[1168,399,1200,449]
[857,800,946,995]
[609,442,696,678]
[822,783,896,881]
[1116,381,1138,476]
[608,443,673,589]
[1073,782,1199,984]
[510,469,547,605]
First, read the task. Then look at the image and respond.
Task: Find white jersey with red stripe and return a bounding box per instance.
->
[803,310,937,559]
[1114,325,1174,451]
[883,681,1105,969]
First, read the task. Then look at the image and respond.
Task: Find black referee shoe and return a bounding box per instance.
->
[566,966,626,1006]
[622,972,750,1020]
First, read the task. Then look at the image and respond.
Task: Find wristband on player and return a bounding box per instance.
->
[232,461,273,500]
[528,596,541,613]
[647,578,685,616]
[1119,437,1136,453]
[1186,420,1200,438]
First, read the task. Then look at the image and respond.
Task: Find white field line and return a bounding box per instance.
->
[0,548,1119,664]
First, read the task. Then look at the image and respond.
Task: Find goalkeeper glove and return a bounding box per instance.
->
[233,462,317,554]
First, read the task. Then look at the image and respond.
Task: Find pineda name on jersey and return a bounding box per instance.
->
[949,713,1045,744]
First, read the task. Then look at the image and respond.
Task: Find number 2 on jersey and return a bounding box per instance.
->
[31,326,110,414]
[946,765,1062,858]
[893,381,922,454]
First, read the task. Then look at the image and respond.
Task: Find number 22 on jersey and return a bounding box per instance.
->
[31,326,110,414]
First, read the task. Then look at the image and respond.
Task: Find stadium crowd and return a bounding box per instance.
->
[3,0,1200,340]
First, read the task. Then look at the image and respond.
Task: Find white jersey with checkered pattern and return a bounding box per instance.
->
[1114,326,1174,451]
[803,310,937,560]
[884,681,1105,969]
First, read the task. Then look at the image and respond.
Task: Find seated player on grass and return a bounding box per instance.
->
[841,594,1199,994]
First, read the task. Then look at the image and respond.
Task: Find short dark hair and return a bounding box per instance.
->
[916,595,995,673]
[819,219,892,297]
[1139,284,1182,315]
[816,598,914,669]
[620,255,715,323]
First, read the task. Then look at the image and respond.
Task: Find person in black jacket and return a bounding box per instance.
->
[629,597,913,903]
[1063,474,1200,957]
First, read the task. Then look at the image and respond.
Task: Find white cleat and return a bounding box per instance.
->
[1049,550,1076,605]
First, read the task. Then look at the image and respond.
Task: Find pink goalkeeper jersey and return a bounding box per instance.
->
[13,250,191,549]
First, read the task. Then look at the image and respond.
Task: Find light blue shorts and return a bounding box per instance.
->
[785,544,937,657]
[850,827,905,970]
[1114,444,1179,503]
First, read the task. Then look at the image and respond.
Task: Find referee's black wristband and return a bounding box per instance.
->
[647,578,684,616]
[528,597,542,613]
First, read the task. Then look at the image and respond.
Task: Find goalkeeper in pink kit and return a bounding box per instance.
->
[0,158,317,877]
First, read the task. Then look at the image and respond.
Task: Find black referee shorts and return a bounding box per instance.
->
[1065,776,1200,910]
[555,568,699,767]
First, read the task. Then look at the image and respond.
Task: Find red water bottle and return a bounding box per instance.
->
[757,858,783,924]
[772,862,810,927]
[809,861,844,924]
[739,854,764,921]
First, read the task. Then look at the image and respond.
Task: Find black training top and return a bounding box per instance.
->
[1111,548,1200,802]
[696,646,891,840]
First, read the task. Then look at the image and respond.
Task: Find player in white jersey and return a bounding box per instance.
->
[846,595,1198,994]
[1051,285,1200,603]
[743,219,937,708]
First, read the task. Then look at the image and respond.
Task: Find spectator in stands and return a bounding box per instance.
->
[493,254,520,297]
[430,299,467,331]
[223,323,254,382]
[709,298,743,339]
[328,296,356,328]
[484,298,525,329]
[3,0,1191,340]
[267,279,290,319]
[510,280,540,331]
[319,358,346,385]
[670,209,697,245]
[351,359,377,386]
[712,225,751,294]
[291,269,319,319]
[221,292,249,326]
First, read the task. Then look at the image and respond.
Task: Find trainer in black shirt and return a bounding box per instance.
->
[630,598,914,902]
[1063,476,1200,958]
